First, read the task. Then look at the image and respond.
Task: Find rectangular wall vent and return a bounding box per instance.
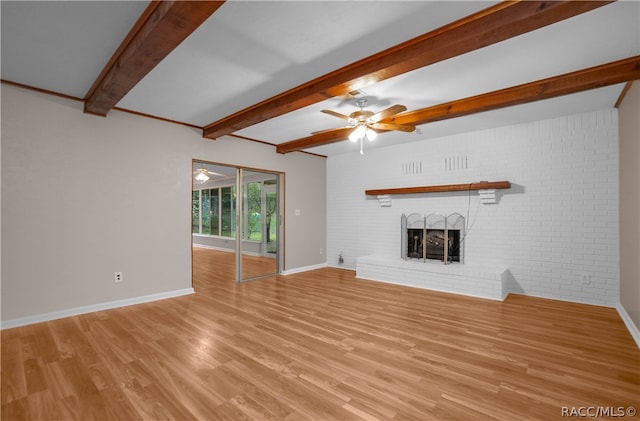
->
[445,155,468,171]
[402,161,423,175]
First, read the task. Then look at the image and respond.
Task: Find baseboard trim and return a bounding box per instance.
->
[281,262,328,276]
[192,243,269,258]
[193,243,234,253]
[616,303,640,348]
[1,288,195,330]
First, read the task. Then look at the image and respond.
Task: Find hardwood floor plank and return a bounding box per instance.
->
[26,389,61,421]
[58,356,108,420]
[20,324,60,364]
[39,361,75,401]
[22,358,46,395]
[229,393,283,421]
[342,401,387,421]
[1,335,28,404]
[49,318,99,364]
[216,363,299,420]
[1,397,29,421]
[132,382,195,421]
[133,346,226,419]
[1,247,638,420]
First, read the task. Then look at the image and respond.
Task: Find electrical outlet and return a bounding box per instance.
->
[114,272,123,283]
[582,274,591,285]
[320,248,324,255]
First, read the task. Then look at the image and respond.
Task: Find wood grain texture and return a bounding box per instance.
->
[203,1,611,140]
[84,1,225,116]
[276,127,354,154]
[389,56,640,128]
[2,247,638,420]
[365,181,511,196]
[276,56,640,154]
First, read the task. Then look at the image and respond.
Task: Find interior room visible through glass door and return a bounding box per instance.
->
[240,169,280,281]
[192,162,238,282]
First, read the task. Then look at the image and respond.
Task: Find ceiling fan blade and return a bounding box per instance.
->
[321,109,350,121]
[370,104,407,122]
[312,126,352,135]
[206,170,224,177]
[370,122,416,132]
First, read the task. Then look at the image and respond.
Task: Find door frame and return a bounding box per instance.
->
[191,159,285,283]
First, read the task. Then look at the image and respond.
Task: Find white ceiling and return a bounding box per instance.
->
[2,1,639,157]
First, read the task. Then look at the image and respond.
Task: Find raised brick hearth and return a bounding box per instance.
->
[356,256,508,300]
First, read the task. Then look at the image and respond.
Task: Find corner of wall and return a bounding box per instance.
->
[616,303,640,348]
[617,81,640,343]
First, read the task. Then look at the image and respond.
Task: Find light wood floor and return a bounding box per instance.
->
[2,248,639,420]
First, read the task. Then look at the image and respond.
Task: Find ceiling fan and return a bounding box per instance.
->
[193,167,223,183]
[319,99,415,154]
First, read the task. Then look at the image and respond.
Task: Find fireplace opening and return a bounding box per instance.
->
[402,213,464,263]
[427,229,460,262]
[407,228,424,259]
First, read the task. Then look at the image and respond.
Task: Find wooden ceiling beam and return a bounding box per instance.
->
[276,56,640,154]
[615,81,634,108]
[276,128,355,154]
[84,1,224,117]
[389,56,640,127]
[203,0,611,140]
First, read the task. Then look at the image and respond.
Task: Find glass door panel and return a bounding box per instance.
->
[192,162,238,282]
[240,169,279,281]
[192,161,281,284]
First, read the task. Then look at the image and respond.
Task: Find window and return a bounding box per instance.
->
[245,181,262,241]
[210,189,219,235]
[192,186,233,237]
[194,183,272,243]
[192,191,200,234]
[192,172,279,274]
[199,189,219,235]
[221,186,235,238]
[201,189,212,234]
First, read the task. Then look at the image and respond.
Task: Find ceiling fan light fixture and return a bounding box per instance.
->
[349,125,366,142]
[194,171,210,183]
[365,128,377,141]
[321,98,408,155]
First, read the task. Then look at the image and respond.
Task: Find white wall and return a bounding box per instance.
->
[328,109,619,307]
[619,82,640,331]
[1,85,327,322]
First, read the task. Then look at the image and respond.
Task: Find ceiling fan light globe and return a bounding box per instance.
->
[194,172,210,183]
[365,128,377,141]
[349,125,366,142]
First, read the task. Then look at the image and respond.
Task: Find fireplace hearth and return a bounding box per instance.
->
[401,213,464,263]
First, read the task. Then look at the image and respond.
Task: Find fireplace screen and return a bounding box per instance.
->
[401,213,464,263]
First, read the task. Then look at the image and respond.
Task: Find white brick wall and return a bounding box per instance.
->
[356,256,508,301]
[327,109,619,307]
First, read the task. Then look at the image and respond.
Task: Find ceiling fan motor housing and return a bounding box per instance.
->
[349,110,375,125]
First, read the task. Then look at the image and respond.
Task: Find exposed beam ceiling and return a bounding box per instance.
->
[203,0,611,140]
[276,56,640,154]
[3,0,635,157]
[84,1,224,117]
[391,56,640,127]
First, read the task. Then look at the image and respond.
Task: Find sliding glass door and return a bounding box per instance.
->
[192,161,281,283]
[239,169,279,281]
[192,162,238,280]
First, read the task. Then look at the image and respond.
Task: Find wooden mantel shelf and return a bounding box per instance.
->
[365,181,511,196]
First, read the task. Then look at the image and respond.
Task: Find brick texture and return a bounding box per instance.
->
[327,109,619,307]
